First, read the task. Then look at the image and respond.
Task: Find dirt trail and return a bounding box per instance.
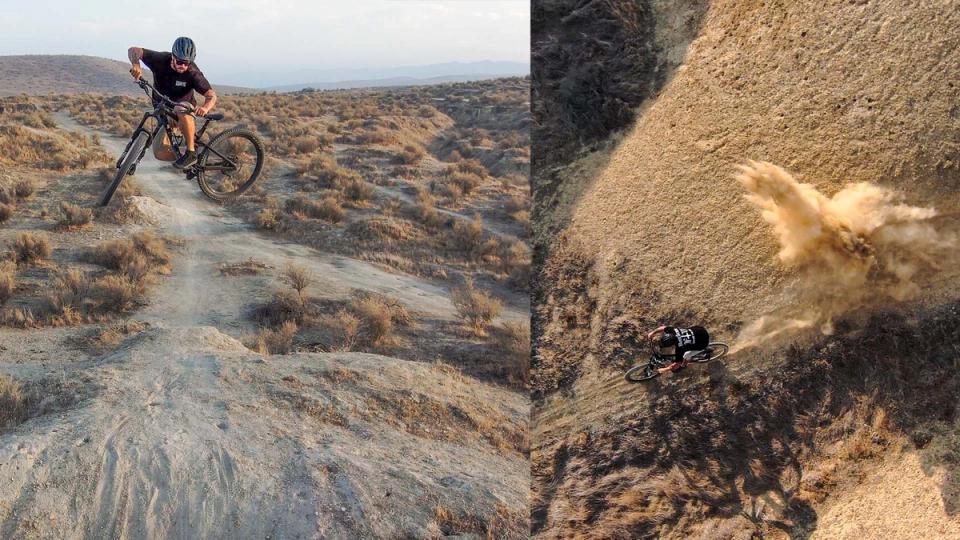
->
[0,113,530,538]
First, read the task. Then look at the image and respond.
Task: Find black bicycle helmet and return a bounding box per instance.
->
[172,37,196,63]
[658,331,678,349]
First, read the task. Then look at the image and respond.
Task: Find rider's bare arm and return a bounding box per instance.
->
[196,89,217,116]
[128,47,143,79]
[647,325,667,341]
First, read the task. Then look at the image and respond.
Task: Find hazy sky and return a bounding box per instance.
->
[0,0,529,80]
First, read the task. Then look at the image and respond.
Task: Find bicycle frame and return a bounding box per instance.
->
[116,80,238,172]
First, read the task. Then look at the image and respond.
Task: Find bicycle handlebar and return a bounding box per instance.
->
[135,78,198,116]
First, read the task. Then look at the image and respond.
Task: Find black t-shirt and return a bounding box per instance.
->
[664,325,710,362]
[141,49,212,103]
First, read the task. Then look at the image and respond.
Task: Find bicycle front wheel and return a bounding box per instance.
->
[197,128,264,202]
[100,131,149,206]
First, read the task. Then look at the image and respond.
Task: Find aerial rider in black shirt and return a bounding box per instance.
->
[646,325,711,375]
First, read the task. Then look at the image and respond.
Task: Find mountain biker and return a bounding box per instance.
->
[127,37,217,169]
[646,325,710,374]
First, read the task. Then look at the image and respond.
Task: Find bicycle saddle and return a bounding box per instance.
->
[204,112,225,121]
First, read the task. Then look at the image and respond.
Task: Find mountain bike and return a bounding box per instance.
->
[624,341,729,382]
[100,78,265,206]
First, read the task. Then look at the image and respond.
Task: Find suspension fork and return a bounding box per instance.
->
[116,112,159,168]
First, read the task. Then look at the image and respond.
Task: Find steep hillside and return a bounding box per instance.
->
[0,55,253,96]
[532,0,960,537]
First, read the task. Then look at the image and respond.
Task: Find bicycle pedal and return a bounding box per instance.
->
[185,171,197,180]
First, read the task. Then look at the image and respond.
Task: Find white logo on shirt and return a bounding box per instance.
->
[675,328,695,347]
[175,80,187,87]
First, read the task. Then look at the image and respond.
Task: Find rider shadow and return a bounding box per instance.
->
[635,355,819,537]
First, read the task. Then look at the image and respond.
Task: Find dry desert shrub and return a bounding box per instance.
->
[343,176,373,202]
[284,194,344,223]
[254,206,283,230]
[90,320,147,352]
[256,320,298,355]
[394,144,426,165]
[496,320,531,384]
[0,307,35,328]
[451,278,502,336]
[347,216,414,245]
[445,170,483,197]
[282,263,313,302]
[10,232,52,265]
[453,158,488,178]
[351,296,394,346]
[91,231,171,279]
[414,189,441,227]
[323,309,361,351]
[0,261,14,304]
[450,214,485,255]
[255,290,305,327]
[89,274,141,313]
[14,178,35,199]
[57,202,93,230]
[0,374,28,430]
[0,203,13,224]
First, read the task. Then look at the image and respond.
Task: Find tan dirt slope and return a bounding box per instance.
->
[567,0,959,330]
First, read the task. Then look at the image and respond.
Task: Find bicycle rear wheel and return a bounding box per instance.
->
[625,363,659,382]
[100,131,149,206]
[691,342,729,363]
[197,128,264,202]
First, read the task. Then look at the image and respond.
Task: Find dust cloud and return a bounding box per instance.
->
[732,161,952,351]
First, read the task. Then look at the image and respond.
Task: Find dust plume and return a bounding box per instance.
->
[733,161,953,350]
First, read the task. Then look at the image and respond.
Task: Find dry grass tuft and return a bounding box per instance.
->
[451,278,502,336]
[322,309,361,351]
[285,194,344,223]
[496,320,531,385]
[0,307,35,328]
[254,290,305,327]
[14,178,36,199]
[343,176,374,202]
[0,374,28,430]
[450,214,485,255]
[351,296,394,346]
[282,263,313,301]
[91,231,171,279]
[0,261,14,304]
[0,203,13,223]
[10,232,52,265]
[219,259,272,275]
[256,320,298,355]
[57,202,93,230]
[89,320,147,353]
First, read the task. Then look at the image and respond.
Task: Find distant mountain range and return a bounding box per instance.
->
[221,60,530,90]
[0,55,528,96]
[0,55,255,96]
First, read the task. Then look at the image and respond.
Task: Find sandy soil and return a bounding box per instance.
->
[0,113,529,538]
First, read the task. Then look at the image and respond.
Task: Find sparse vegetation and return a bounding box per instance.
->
[0,374,28,430]
[0,261,14,304]
[451,278,502,336]
[57,202,93,229]
[10,232,52,265]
